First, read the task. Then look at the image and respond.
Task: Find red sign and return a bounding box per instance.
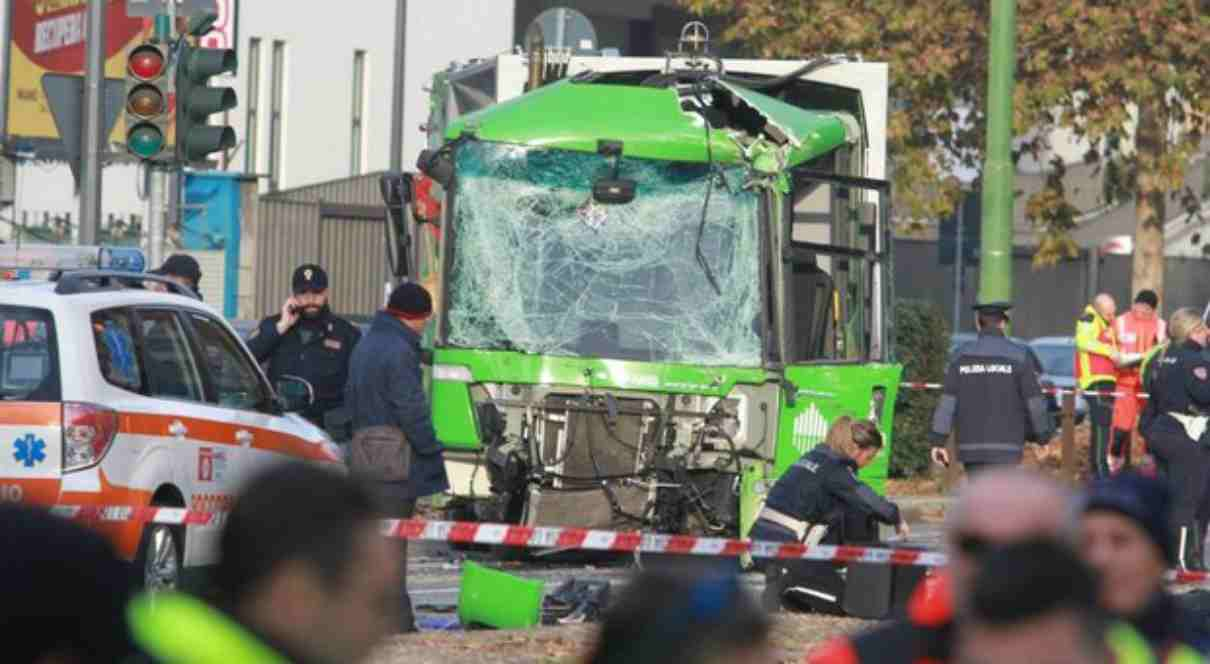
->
[10,1,144,74]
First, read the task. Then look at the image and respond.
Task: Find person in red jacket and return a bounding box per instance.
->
[805,469,1077,664]
[1110,290,1167,473]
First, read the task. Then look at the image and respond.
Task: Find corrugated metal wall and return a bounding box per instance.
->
[250,173,389,319]
[896,238,1210,339]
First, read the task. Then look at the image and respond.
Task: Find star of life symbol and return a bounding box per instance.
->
[13,434,46,468]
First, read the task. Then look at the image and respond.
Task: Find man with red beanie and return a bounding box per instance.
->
[344,281,450,633]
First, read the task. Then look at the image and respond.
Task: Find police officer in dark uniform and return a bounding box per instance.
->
[751,416,908,614]
[1137,307,1210,572]
[247,264,362,428]
[929,301,1054,475]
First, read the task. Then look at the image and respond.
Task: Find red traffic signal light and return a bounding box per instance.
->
[128,45,166,81]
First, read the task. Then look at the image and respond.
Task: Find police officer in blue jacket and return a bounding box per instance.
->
[751,416,907,614]
[930,301,1054,474]
[1138,307,1210,571]
[247,264,362,428]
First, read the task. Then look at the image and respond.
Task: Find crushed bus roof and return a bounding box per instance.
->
[444,78,851,170]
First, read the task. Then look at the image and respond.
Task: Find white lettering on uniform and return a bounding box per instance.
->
[802,460,820,473]
[959,364,1014,375]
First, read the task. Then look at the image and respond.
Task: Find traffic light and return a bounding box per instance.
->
[176,44,236,163]
[124,43,174,161]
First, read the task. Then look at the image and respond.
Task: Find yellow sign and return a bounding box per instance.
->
[6,0,152,141]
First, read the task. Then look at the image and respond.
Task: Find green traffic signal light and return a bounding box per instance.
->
[176,45,238,163]
[127,123,165,158]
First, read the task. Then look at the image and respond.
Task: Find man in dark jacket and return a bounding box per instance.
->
[247,264,362,428]
[148,254,203,299]
[345,281,450,632]
[930,301,1054,474]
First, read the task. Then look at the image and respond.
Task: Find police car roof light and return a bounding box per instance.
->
[0,245,147,274]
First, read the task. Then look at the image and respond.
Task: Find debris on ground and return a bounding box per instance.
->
[369,613,871,664]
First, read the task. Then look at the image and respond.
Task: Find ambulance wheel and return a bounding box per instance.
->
[136,523,183,592]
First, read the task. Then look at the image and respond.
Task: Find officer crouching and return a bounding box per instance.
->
[751,416,908,614]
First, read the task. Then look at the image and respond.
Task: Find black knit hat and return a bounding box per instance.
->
[151,253,201,284]
[1083,472,1175,564]
[386,282,433,320]
[1135,290,1160,309]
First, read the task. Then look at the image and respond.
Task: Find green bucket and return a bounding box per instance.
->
[457,561,545,629]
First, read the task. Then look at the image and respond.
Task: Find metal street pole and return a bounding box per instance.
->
[953,198,965,333]
[79,0,106,245]
[978,0,1016,308]
[389,0,407,171]
[0,0,14,142]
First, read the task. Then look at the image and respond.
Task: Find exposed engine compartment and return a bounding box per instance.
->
[462,382,777,536]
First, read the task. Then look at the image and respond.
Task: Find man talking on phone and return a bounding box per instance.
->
[248,264,362,428]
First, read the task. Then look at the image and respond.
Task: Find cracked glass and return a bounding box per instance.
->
[446,141,764,367]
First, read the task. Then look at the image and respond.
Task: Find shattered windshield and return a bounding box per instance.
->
[446,141,763,367]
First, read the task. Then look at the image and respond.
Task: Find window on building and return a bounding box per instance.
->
[350,50,368,176]
[244,37,261,175]
[269,39,287,191]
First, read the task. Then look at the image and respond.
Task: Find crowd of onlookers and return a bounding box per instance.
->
[5,462,1209,663]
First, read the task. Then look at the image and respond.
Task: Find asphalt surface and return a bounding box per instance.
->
[404,499,949,622]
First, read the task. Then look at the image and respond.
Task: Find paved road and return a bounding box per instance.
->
[405,499,950,619]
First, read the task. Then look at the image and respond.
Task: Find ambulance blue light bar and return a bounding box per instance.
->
[0,245,147,279]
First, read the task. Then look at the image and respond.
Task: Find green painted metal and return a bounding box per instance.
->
[775,363,904,495]
[458,561,544,629]
[433,348,769,395]
[444,80,848,168]
[431,380,481,450]
[739,462,766,540]
[978,0,1016,308]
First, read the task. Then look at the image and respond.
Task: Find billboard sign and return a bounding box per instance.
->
[6,0,148,142]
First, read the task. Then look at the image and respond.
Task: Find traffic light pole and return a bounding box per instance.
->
[79,0,106,245]
[977,0,1016,308]
[952,199,965,333]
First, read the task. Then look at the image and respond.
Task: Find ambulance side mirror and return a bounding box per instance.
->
[275,375,315,413]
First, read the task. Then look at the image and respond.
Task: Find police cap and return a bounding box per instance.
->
[972,301,1012,320]
[292,264,329,294]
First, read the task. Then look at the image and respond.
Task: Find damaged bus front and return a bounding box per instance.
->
[381,52,901,541]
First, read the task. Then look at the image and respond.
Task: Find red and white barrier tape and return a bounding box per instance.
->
[899,381,1148,400]
[49,505,946,567]
[48,504,1210,585]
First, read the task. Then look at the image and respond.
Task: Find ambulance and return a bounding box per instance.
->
[0,245,342,590]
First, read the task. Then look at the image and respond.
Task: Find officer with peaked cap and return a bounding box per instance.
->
[247,264,362,428]
[929,301,1055,475]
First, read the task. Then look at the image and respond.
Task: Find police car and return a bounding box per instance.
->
[0,245,342,590]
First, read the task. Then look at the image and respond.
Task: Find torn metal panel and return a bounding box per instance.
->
[446,141,764,367]
[445,79,851,170]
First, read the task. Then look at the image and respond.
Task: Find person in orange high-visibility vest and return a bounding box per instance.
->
[1110,290,1167,473]
[1076,294,1124,479]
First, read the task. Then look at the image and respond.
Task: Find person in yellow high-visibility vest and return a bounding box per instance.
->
[1077,294,1128,479]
